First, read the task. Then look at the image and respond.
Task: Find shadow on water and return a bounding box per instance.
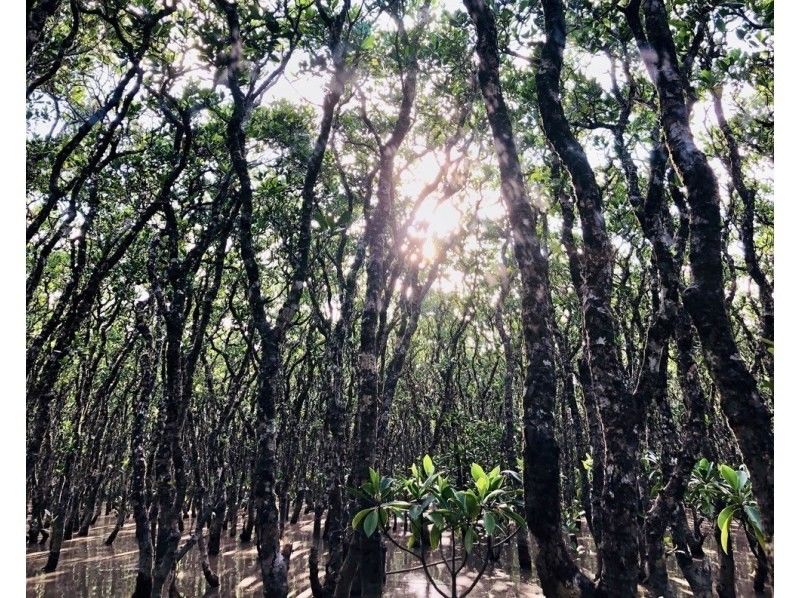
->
[26,513,770,597]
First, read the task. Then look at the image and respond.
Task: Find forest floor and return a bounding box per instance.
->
[25,512,768,597]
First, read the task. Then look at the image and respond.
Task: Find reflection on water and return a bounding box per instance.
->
[26,513,769,597]
[572,522,772,598]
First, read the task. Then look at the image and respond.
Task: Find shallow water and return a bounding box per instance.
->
[572,522,771,598]
[26,512,769,597]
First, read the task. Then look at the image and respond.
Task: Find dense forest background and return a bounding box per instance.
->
[25,0,774,596]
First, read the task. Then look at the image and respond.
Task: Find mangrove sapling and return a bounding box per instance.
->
[351,456,526,598]
[715,464,767,557]
[715,464,769,592]
[686,458,766,555]
[685,458,769,593]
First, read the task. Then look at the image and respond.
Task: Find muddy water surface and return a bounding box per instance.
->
[26,513,769,597]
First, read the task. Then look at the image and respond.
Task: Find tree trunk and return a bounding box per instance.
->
[464,0,595,593]
[131,301,155,598]
[714,523,736,598]
[670,504,712,597]
[537,1,642,593]
[626,0,773,549]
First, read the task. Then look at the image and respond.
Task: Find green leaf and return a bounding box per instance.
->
[423,455,434,477]
[441,485,457,504]
[503,508,527,528]
[718,464,740,492]
[717,505,737,554]
[430,525,442,549]
[720,519,732,554]
[363,509,379,538]
[581,454,593,472]
[464,527,476,553]
[428,511,445,528]
[744,505,767,549]
[369,467,380,489]
[476,476,489,497]
[421,472,439,494]
[465,491,480,518]
[407,532,417,548]
[471,463,486,482]
[484,512,497,536]
[409,504,423,521]
[352,508,372,530]
[483,489,506,502]
[736,469,749,491]
[455,491,468,514]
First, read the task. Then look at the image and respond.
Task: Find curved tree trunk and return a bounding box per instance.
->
[536,0,642,593]
[625,0,774,553]
[464,0,595,593]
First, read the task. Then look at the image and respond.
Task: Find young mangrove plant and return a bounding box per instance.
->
[352,455,525,598]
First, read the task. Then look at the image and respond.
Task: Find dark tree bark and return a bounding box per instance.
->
[464,0,594,594]
[607,77,710,592]
[556,169,606,579]
[494,255,518,471]
[42,474,71,573]
[26,0,62,59]
[711,87,773,375]
[104,490,127,546]
[558,335,592,542]
[337,7,428,597]
[536,0,641,593]
[670,503,713,597]
[320,237,366,596]
[131,300,156,598]
[148,105,198,597]
[214,0,345,593]
[494,246,533,572]
[625,0,773,552]
[714,521,736,598]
